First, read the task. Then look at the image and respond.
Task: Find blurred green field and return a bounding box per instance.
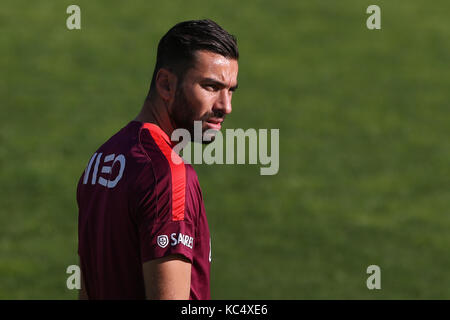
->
[1,0,449,299]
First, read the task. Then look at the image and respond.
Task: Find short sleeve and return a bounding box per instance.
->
[135,152,199,264]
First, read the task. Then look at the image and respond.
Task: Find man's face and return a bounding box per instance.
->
[170,50,238,143]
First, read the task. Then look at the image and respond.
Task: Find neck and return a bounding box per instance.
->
[134,96,176,139]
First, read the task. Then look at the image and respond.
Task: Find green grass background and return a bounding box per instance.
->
[1,0,449,299]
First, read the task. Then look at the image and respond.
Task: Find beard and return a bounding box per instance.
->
[171,86,221,144]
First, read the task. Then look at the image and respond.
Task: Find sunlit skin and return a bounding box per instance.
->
[135,50,239,143]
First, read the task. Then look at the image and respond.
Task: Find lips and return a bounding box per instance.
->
[205,118,223,130]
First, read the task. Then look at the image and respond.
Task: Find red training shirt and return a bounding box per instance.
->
[77,121,211,299]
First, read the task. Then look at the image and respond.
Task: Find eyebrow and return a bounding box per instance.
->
[202,78,238,91]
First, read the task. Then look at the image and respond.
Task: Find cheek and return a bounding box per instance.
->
[190,86,216,114]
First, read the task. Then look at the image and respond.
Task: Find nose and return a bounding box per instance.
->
[214,89,232,116]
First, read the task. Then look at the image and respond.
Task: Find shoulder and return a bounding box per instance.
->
[134,124,203,220]
[184,163,201,189]
[184,163,204,216]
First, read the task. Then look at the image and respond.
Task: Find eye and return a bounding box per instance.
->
[203,84,219,92]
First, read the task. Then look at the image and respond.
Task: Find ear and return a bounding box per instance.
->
[155,68,177,102]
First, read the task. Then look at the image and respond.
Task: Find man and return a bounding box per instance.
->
[76,19,239,299]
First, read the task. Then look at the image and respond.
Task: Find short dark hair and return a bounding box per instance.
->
[148,19,239,95]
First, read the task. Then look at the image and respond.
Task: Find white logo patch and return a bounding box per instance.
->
[209,238,212,263]
[170,232,194,249]
[157,235,169,248]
